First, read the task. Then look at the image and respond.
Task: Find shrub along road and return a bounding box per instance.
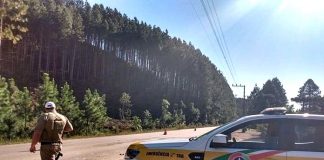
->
[0,127,215,160]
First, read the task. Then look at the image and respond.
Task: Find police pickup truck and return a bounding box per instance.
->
[124,107,324,160]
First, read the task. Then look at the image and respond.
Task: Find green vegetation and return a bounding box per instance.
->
[81,89,107,134]
[161,99,172,128]
[131,116,142,131]
[0,73,213,142]
[58,82,82,135]
[119,92,132,120]
[246,78,288,115]
[0,75,323,143]
[291,79,323,113]
[142,110,155,129]
[0,0,236,127]
[34,73,59,115]
[188,102,200,125]
[0,0,323,143]
[0,0,28,44]
[242,78,324,115]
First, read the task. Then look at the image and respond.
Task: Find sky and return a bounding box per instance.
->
[87,0,324,108]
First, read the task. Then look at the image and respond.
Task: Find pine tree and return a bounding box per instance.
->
[247,85,261,114]
[0,0,28,44]
[0,76,12,139]
[0,0,28,73]
[271,77,288,106]
[6,79,34,138]
[58,82,82,134]
[34,73,59,115]
[292,79,321,113]
[171,101,186,126]
[2,112,19,139]
[142,109,154,129]
[131,116,142,131]
[0,76,10,117]
[8,78,20,101]
[188,102,200,124]
[7,78,23,138]
[119,92,132,120]
[0,1,237,127]
[250,78,288,114]
[81,89,108,134]
[16,87,34,136]
[161,99,171,128]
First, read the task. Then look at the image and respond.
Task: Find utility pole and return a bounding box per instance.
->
[232,84,246,116]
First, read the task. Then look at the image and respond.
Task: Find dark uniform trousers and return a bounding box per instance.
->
[40,143,61,160]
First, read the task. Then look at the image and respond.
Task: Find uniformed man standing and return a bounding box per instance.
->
[30,101,73,160]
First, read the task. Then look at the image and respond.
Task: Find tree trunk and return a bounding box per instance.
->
[76,44,80,81]
[37,31,43,80]
[61,44,65,82]
[22,39,27,82]
[46,41,50,72]
[93,47,97,78]
[30,41,35,82]
[69,41,77,82]
[53,44,57,76]
[0,0,3,71]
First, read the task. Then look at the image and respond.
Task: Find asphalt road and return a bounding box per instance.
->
[0,127,215,160]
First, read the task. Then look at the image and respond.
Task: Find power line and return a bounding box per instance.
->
[200,0,237,83]
[202,0,236,83]
[206,0,237,81]
[205,0,227,57]
[188,0,225,68]
[210,0,237,77]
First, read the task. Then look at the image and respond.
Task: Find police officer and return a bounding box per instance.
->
[30,101,73,160]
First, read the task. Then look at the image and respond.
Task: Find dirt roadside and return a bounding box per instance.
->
[0,127,215,160]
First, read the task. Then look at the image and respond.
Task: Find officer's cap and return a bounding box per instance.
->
[45,101,56,109]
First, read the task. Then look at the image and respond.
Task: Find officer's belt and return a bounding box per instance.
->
[41,142,61,145]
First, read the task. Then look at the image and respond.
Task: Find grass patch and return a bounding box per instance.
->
[0,137,31,145]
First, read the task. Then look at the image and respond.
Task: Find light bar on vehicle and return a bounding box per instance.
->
[260,107,287,115]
